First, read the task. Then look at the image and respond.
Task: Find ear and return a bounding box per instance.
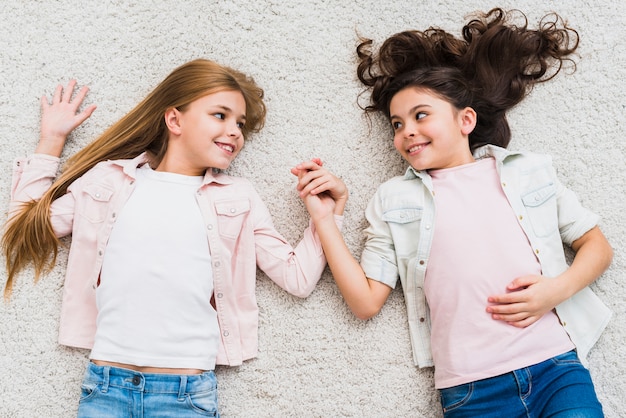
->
[164,107,182,136]
[459,107,477,136]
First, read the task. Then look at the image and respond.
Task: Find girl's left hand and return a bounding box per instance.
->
[486,275,562,328]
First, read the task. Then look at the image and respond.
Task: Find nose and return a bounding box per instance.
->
[403,120,417,138]
[226,120,242,137]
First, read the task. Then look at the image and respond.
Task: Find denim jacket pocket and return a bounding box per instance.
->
[382,206,423,256]
[215,198,251,239]
[521,182,557,237]
[80,184,114,223]
[382,207,422,224]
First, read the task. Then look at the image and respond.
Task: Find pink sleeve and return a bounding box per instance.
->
[9,154,75,237]
[252,188,343,298]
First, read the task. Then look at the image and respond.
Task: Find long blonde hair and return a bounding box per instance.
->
[2,59,266,297]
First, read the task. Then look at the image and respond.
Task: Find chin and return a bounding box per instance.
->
[408,161,427,171]
[214,161,233,171]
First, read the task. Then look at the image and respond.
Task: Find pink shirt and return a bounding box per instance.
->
[425,158,573,388]
[9,153,340,366]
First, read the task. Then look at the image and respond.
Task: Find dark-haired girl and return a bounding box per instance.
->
[294,8,612,417]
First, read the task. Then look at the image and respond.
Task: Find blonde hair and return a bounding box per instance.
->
[2,59,266,297]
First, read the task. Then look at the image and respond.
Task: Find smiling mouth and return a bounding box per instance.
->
[407,143,428,154]
[216,142,235,153]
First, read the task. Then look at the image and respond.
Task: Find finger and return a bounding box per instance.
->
[300,176,330,197]
[296,160,322,171]
[62,79,77,102]
[506,316,539,328]
[298,168,327,187]
[486,301,527,315]
[76,104,97,124]
[487,293,522,305]
[40,95,50,110]
[490,310,530,322]
[507,276,536,291]
[52,84,63,103]
[299,177,324,196]
[71,85,90,107]
[310,178,338,196]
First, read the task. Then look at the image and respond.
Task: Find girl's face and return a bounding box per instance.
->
[158,90,247,175]
[389,86,476,171]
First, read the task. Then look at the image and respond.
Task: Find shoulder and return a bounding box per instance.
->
[475,145,553,168]
[212,172,257,191]
[506,150,552,165]
[208,172,265,202]
[70,157,141,193]
[82,158,135,179]
[375,171,427,197]
[214,171,252,184]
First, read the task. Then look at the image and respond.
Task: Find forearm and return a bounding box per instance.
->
[554,226,613,301]
[35,136,68,157]
[313,214,390,319]
[332,195,347,216]
[10,155,59,205]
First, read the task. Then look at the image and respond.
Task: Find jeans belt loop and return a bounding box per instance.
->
[101,366,110,393]
[178,375,188,400]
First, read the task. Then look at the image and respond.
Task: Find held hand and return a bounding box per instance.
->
[486,275,563,328]
[36,79,97,156]
[290,159,348,218]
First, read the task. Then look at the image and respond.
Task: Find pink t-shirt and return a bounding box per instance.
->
[425,157,574,389]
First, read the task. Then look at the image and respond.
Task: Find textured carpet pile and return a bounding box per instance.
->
[0,1,624,416]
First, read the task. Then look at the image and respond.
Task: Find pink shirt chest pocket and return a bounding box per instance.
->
[78,183,115,224]
[214,198,251,239]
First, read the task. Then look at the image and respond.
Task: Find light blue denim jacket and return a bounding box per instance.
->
[360,144,611,368]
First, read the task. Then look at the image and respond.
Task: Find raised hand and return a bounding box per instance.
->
[36,79,97,157]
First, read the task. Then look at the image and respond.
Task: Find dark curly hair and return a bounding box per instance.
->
[356,8,579,151]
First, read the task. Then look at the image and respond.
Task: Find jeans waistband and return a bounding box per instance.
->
[84,361,217,396]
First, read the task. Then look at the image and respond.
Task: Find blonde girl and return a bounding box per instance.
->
[3,59,345,417]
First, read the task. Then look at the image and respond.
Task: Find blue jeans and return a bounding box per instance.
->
[77,362,219,417]
[439,350,603,417]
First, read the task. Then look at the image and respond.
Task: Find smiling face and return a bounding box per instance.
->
[389,86,476,171]
[157,90,247,175]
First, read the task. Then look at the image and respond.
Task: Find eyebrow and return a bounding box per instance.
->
[390,104,430,120]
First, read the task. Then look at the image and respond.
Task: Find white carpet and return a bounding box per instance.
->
[0,1,624,417]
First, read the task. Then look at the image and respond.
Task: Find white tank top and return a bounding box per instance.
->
[90,164,220,370]
[425,158,573,388]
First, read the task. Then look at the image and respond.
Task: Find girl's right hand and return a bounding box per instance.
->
[36,79,97,157]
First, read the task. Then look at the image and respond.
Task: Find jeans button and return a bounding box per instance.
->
[132,376,141,385]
